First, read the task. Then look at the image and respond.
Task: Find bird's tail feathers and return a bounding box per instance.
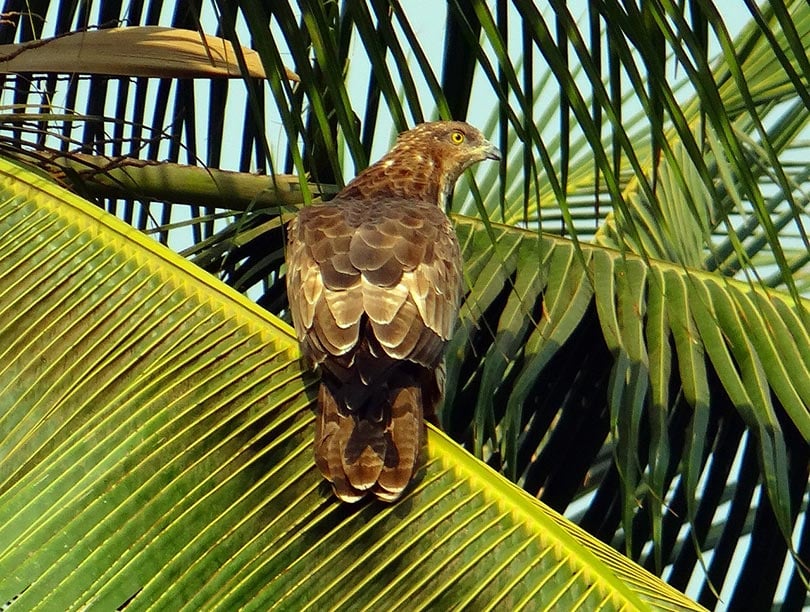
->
[314,372,427,503]
[374,384,423,501]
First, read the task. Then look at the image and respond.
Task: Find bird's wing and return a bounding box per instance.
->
[286,198,462,372]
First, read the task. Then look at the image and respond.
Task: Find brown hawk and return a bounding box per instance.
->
[285,121,500,502]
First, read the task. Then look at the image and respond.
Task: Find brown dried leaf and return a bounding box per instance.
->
[0,26,299,81]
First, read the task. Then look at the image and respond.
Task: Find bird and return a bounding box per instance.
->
[285,120,500,502]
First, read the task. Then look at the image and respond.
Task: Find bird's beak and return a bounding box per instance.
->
[482,140,501,161]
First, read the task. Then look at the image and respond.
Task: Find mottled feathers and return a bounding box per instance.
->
[286,121,499,502]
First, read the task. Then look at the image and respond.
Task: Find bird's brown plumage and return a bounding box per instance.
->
[286,121,500,502]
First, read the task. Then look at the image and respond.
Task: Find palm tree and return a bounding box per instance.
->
[0,1,808,609]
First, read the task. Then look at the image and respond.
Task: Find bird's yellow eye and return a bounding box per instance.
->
[450,130,465,145]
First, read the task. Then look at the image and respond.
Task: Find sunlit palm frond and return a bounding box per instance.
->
[0,157,705,611]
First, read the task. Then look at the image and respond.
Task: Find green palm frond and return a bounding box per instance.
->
[0,157,704,611]
[445,214,808,524]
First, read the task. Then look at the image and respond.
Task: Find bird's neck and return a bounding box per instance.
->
[336,146,456,208]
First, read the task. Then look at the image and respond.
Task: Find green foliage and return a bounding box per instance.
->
[0,158,701,610]
[0,0,808,609]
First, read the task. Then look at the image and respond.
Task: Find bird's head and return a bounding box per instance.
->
[392,121,501,206]
[394,120,501,174]
[338,120,500,208]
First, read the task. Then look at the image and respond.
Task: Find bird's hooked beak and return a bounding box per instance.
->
[481,140,501,161]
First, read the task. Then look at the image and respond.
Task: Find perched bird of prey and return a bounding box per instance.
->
[286,121,500,502]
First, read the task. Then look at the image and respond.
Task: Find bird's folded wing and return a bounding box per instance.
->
[286,198,462,370]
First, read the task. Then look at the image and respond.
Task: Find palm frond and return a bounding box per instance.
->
[0,156,704,611]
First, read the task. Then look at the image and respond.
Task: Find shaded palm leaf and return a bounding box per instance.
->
[445,213,809,570]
